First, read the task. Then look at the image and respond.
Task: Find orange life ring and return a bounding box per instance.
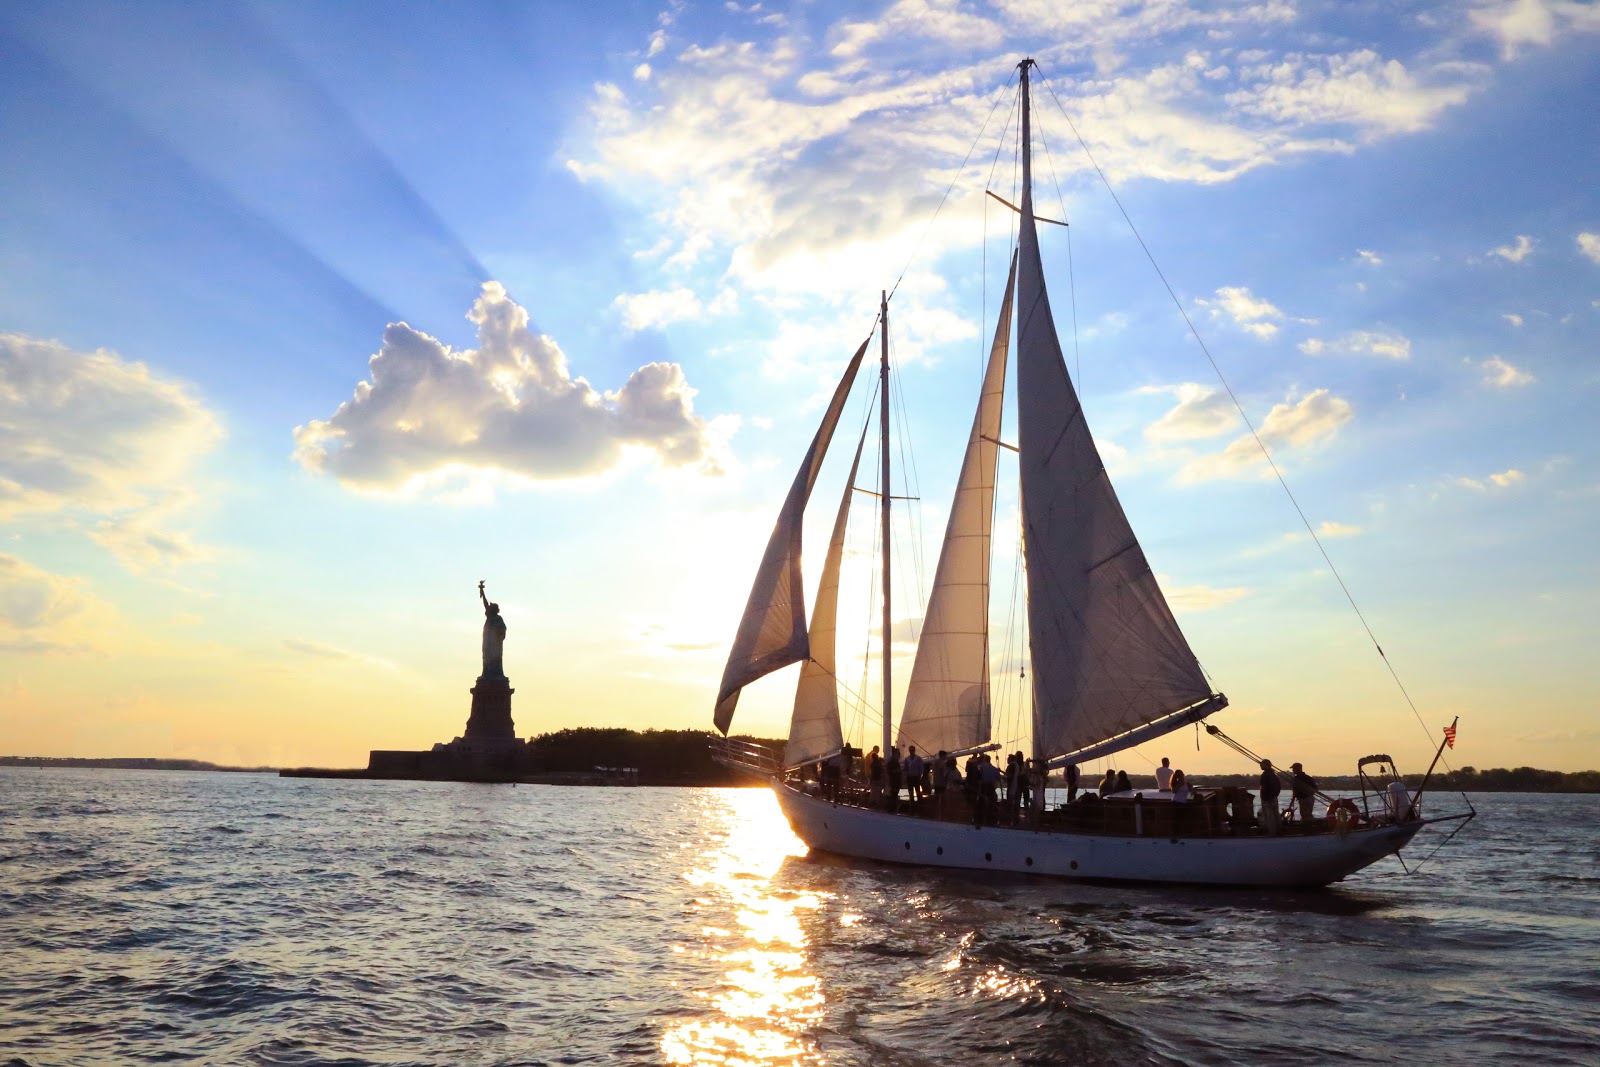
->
[1327,798,1360,826]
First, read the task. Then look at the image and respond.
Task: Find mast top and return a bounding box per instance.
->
[1017,57,1036,73]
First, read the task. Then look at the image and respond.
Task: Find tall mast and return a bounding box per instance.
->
[1018,58,1044,771]
[880,290,894,759]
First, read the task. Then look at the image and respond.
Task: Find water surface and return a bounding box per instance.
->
[1,770,1595,1065]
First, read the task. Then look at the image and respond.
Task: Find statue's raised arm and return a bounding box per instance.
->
[478,580,506,679]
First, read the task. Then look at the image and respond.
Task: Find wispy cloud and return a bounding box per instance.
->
[1456,468,1525,490]
[1356,249,1384,267]
[1161,578,1249,613]
[0,332,222,573]
[1470,0,1600,60]
[1178,389,1353,483]
[1481,356,1534,387]
[1299,330,1411,359]
[1488,234,1535,263]
[1501,312,1524,327]
[1198,286,1285,339]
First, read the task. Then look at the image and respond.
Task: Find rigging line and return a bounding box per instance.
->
[889,68,1019,303]
[1035,68,1438,752]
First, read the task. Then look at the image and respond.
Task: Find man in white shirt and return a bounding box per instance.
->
[1155,757,1174,792]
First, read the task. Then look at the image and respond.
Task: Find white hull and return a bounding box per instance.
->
[774,782,1422,888]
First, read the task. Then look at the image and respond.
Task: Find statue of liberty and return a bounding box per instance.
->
[478,580,507,679]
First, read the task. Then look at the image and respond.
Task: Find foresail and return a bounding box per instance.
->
[714,338,870,734]
[1014,129,1214,760]
[784,427,867,767]
[895,255,1016,756]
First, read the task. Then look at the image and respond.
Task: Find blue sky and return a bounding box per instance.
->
[1,0,1596,774]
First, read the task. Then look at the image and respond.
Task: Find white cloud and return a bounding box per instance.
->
[1356,249,1383,266]
[613,288,703,331]
[633,63,652,82]
[0,332,222,571]
[1198,286,1285,339]
[1456,468,1525,490]
[1577,231,1600,264]
[293,282,720,494]
[1178,389,1353,483]
[1481,356,1534,387]
[1489,234,1535,262]
[1298,330,1411,359]
[1502,312,1524,327]
[1161,577,1248,613]
[0,554,110,654]
[1470,0,1600,60]
[1141,383,1240,442]
[1225,49,1476,138]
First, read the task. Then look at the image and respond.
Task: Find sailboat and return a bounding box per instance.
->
[710,60,1452,888]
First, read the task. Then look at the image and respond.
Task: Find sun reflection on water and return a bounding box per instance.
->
[660,789,825,1066]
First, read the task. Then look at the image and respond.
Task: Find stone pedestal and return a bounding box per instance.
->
[464,675,516,740]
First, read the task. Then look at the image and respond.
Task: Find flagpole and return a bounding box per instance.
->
[1407,715,1459,820]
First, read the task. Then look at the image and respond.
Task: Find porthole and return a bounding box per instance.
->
[1026,857,1034,867]
[936,846,944,855]
[1070,860,1079,871]
[904,841,911,850]
[985,852,992,862]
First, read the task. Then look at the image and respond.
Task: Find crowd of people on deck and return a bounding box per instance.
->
[810,745,1328,834]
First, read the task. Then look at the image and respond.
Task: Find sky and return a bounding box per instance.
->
[1,0,1597,776]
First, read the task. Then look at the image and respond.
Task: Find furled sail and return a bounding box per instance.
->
[895,255,1016,756]
[713,339,870,734]
[784,426,868,768]
[1012,71,1218,761]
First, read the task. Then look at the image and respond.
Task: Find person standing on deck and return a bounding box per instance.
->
[867,746,883,804]
[1155,757,1173,792]
[931,751,949,811]
[1066,763,1080,803]
[1291,763,1318,827]
[886,747,903,811]
[905,747,925,803]
[1259,759,1282,835]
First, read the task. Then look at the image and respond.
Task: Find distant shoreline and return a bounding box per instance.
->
[2,754,1596,792]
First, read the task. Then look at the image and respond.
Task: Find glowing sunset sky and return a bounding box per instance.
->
[2,1,1596,775]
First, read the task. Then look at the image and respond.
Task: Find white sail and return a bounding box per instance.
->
[784,427,868,767]
[1012,75,1217,761]
[895,256,1016,755]
[714,339,870,734]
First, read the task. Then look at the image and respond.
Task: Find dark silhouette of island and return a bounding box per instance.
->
[0,756,275,772]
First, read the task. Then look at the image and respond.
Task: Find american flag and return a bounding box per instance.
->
[1443,723,1457,749]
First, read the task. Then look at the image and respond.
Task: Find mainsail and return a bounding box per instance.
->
[1011,63,1219,762]
[895,255,1016,755]
[713,339,869,734]
[784,426,868,767]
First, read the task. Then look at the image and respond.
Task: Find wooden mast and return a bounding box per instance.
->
[880,290,894,760]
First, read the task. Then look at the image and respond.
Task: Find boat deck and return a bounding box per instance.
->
[785,776,1360,839]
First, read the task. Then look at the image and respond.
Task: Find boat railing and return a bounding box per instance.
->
[708,735,781,778]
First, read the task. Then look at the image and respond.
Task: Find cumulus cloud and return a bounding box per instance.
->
[1178,389,1353,483]
[293,282,719,493]
[1198,286,1285,339]
[1578,232,1600,264]
[1298,330,1411,359]
[1489,234,1535,262]
[1481,356,1533,387]
[1142,383,1240,442]
[0,332,222,572]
